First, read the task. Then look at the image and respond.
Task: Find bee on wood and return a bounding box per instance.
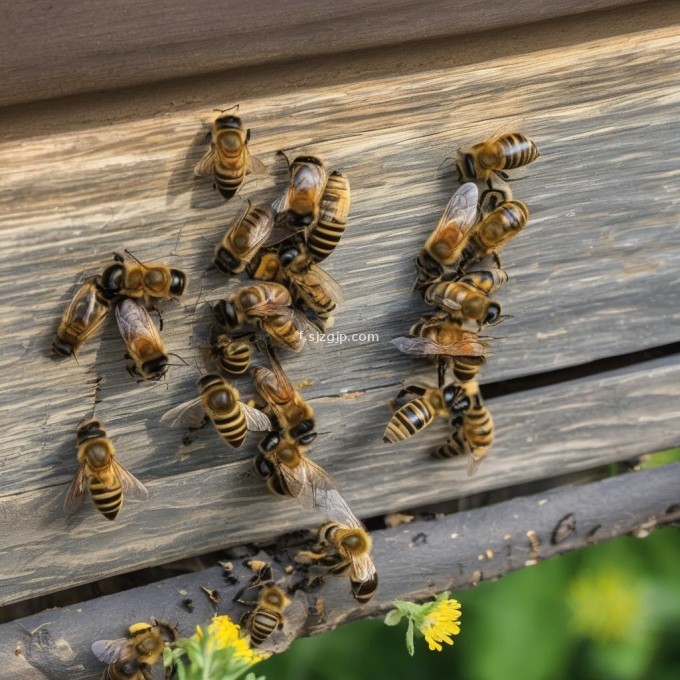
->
[213,202,276,275]
[281,155,327,228]
[307,170,351,263]
[92,619,177,679]
[115,298,169,381]
[383,383,469,444]
[194,113,267,200]
[297,520,378,603]
[161,374,271,448]
[455,131,539,184]
[423,280,502,329]
[434,380,494,475]
[415,183,479,287]
[64,419,147,520]
[208,325,253,376]
[53,278,111,358]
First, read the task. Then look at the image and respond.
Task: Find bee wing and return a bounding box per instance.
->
[467,447,490,477]
[317,489,363,528]
[257,591,309,655]
[349,551,377,585]
[63,464,86,514]
[240,402,273,432]
[391,335,490,357]
[245,149,268,176]
[160,397,206,429]
[278,456,337,511]
[63,280,110,339]
[91,637,129,664]
[294,264,344,306]
[194,146,215,177]
[291,312,325,351]
[115,299,164,352]
[426,291,462,313]
[266,351,296,395]
[112,459,149,501]
[426,183,479,249]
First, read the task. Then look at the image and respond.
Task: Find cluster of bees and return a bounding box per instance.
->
[53,111,376,676]
[383,131,540,474]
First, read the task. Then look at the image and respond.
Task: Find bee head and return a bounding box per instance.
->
[214,114,242,130]
[286,210,314,227]
[484,302,502,326]
[214,300,239,328]
[101,263,126,295]
[169,269,187,296]
[278,245,300,267]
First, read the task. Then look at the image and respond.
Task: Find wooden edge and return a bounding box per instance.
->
[3,462,679,680]
[0,0,646,107]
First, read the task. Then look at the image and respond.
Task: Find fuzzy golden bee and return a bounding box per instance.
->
[161,374,271,448]
[307,170,351,263]
[423,280,502,328]
[53,278,111,358]
[455,131,539,184]
[194,113,267,200]
[281,155,327,228]
[64,419,147,521]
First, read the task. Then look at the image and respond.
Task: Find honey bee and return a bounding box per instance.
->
[115,298,169,381]
[214,202,276,275]
[307,170,350,263]
[278,242,344,324]
[423,280,502,328]
[392,312,491,384]
[161,374,271,448]
[434,381,494,475]
[460,199,529,268]
[101,252,187,306]
[64,419,148,521]
[214,282,319,353]
[251,352,315,443]
[194,113,267,200]
[297,520,378,603]
[246,249,282,281]
[53,278,111,358]
[455,131,540,184]
[208,325,253,376]
[383,383,469,444]
[92,619,178,679]
[281,155,327,228]
[415,183,479,286]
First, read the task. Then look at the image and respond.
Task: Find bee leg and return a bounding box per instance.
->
[239,610,253,628]
[438,359,447,389]
[492,251,502,268]
[246,128,251,143]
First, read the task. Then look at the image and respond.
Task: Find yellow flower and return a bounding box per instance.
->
[419,599,462,652]
[206,616,266,664]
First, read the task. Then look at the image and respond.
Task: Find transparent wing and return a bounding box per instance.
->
[160,397,206,429]
[266,351,295,395]
[257,591,308,655]
[63,465,86,514]
[350,551,377,587]
[245,149,268,176]
[240,402,273,431]
[91,637,129,664]
[277,456,337,511]
[291,311,325,351]
[194,147,215,177]
[391,335,490,357]
[115,299,163,350]
[427,291,462,313]
[112,459,149,501]
[292,264,344,306]
[467,446,489,477]
[429,183,479,240]
[318,489,363,528]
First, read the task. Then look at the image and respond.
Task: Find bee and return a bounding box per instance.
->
[214,202,276,275]
[93,619,178,679]
[115,298,169,381]
[214,282,318,353]
[277,242,344,323]
[64,419,147,520]
[246,249,282,281]
[392,312,491,384]
[434,381,494,475]
[281,155,327,228]
[297,520,378,603]
[53,278,111,358]
[415,183,479,286]
[100,252,187,306]
[455,131,540,184]
[460,199,529,268]
[208,325,253,376]
[194,113,267,200]
[307,170,351,263]
[160,374,271,448]
[383,382,469,444]
[251,352,315,443]
[423,280,502,328]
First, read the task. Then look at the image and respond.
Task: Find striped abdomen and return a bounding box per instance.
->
[199,375,248,447]
[476,200,529,249]
[465,402,494,450]
[308,171,350,263]
[217,340,251,375]
[209,401,247,448]
[249,610,281,645]
[383,398,437,443]
[213,130,247,200]
[452,355,486,383]
[260,318,303,351]
[87,470,123,520]
[294,284,335,319]
[496,133,540,170]
[458,268,508,295]
[433,431,467,460]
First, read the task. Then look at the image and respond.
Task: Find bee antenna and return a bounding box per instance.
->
[112,251,125,263]
[277,150,292,169]
[123,249,146,267]
[213,104,240,114]
[167,352,190,366]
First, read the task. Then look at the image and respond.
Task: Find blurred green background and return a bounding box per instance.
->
[258,455,680,680]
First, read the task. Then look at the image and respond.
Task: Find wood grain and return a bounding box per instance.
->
[0,0,643,106]
[0,24,678,605]
[1,463,678,680]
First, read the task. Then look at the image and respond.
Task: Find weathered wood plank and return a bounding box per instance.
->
[0,355,678,607]
[2,463,678,680]
[0,25,678,604]
[0,0,644,106]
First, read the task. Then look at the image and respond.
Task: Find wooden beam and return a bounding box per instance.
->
[2,462,678,680]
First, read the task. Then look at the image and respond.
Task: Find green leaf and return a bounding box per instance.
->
[384,609,404,626]
[405,618,415,657]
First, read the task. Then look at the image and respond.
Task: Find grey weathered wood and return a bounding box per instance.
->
[0,355,678,607]
[2,463,678,680]
[0,22,678,605]
[0,0,644,106]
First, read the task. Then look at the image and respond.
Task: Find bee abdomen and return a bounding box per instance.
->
[89,480,123,520]
[214,167,244,199]
[433,432,466,460]
[452,356,486,383]
[308,221,346,263]
[499,133,540,169]
[218,341,251,375]
[213,411,248,447]
[250,611,281,645]
[383,399,436,443]
[499,200,529,229]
